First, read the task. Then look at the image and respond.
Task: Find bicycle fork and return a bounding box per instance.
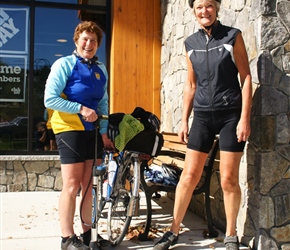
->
[127,155,141,216]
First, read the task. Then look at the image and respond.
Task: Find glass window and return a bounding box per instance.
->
[35,8,106,65]
[35,8,80,68]
[35,0,106,5]
[0,2,107,153]
[0,5,29,150]
[33,7,106,152]
[36,0,78,3]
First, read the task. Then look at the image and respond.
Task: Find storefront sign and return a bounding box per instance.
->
[0,7,29,54]
[0,55,27,102]
[0,7,29,102]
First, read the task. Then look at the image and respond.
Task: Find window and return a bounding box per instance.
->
[36,0,78,3]
[0,1,108,154]
[0,5,29,150]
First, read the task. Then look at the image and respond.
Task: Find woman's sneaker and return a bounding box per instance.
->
[153,231,179,250]
[61,234,90,250]
[224,235,240,250]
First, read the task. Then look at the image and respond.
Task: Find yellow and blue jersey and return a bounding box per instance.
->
[44,54,109,135]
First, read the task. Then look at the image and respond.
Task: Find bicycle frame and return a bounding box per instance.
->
[124,152,141,216]
[90,115,109,250]
[90,150,143,248]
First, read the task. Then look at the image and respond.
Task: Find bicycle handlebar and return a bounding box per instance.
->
[94,114,109,129]
[98,114,109,120]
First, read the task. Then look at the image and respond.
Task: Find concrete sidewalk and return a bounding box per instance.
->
[1,191,249,250]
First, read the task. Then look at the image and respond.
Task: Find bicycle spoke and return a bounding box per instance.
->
[108,188,132,245]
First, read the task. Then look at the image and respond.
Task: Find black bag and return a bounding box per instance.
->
[107,107,161,141]
[124,129,164,157]
[131,107,161,131]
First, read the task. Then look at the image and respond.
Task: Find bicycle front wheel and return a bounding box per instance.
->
[107,187,132,246]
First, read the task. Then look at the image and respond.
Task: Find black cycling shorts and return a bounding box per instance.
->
[56,130,104,164]
[187,109,245,153]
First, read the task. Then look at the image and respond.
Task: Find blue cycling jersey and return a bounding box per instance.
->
[44,54,109,135]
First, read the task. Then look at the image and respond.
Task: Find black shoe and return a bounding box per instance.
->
[61,234,90,250]
[80,230,110,248]
[153,231,179,250]
[80,229,110,248]
[224,235,240,250]
[80,230,91,246]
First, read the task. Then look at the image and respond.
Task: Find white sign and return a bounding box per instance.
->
[0,55,27,102]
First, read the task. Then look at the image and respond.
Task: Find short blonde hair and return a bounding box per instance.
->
[192,0,221,15]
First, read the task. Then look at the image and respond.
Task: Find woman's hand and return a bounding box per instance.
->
[101,133,115,149]
[178,122,189,144]
[236,118,251,142]
[80,105,98,122]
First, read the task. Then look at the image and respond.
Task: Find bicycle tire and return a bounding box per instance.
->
[107,187,132,246]
[107,156,133,246]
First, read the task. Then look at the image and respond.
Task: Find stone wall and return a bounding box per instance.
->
[160,0,290,249]
[0,156,62,192]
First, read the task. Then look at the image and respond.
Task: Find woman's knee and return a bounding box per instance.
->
[221,177,240,193]
[179,171,201,190]
[62,179,81,196]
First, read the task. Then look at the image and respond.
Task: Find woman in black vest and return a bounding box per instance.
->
[153,0,252,250]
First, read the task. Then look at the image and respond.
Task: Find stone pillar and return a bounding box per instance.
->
[246,0,290,249]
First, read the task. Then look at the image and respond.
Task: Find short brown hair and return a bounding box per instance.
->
[73,21,103,47]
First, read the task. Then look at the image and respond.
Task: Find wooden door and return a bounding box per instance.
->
[109,0,161,118]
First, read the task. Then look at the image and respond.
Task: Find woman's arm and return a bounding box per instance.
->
[178,53,196,143]
[97,63,109,135]
[44,57,82,114]
[234,32,252,142]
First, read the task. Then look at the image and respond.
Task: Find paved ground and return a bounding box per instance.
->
[1,191,249,250]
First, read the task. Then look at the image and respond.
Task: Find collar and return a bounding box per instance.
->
[199,20,221,37]
[72,50,99,65]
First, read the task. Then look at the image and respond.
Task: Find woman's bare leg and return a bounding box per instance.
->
[170,149,208,234]
[80,159,95,233]
[219,151,243,236]
[59,162,85,237]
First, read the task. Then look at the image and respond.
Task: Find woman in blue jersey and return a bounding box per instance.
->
[44,21,114,250]
[153,1,252,250]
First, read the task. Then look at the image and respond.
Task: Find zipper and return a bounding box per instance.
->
[205,34,214,111]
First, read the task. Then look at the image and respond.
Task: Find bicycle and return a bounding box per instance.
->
[88,114,162,249]
[107,150,152,245]
[90,149,153,247]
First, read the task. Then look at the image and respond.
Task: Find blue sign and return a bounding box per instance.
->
[0,7,29,54]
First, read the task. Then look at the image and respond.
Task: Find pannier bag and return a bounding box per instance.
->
[124,129,164,157]
[107,107,163,156]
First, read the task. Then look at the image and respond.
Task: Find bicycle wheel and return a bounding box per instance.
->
[107,187,132,245]
[107,155,134,246]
